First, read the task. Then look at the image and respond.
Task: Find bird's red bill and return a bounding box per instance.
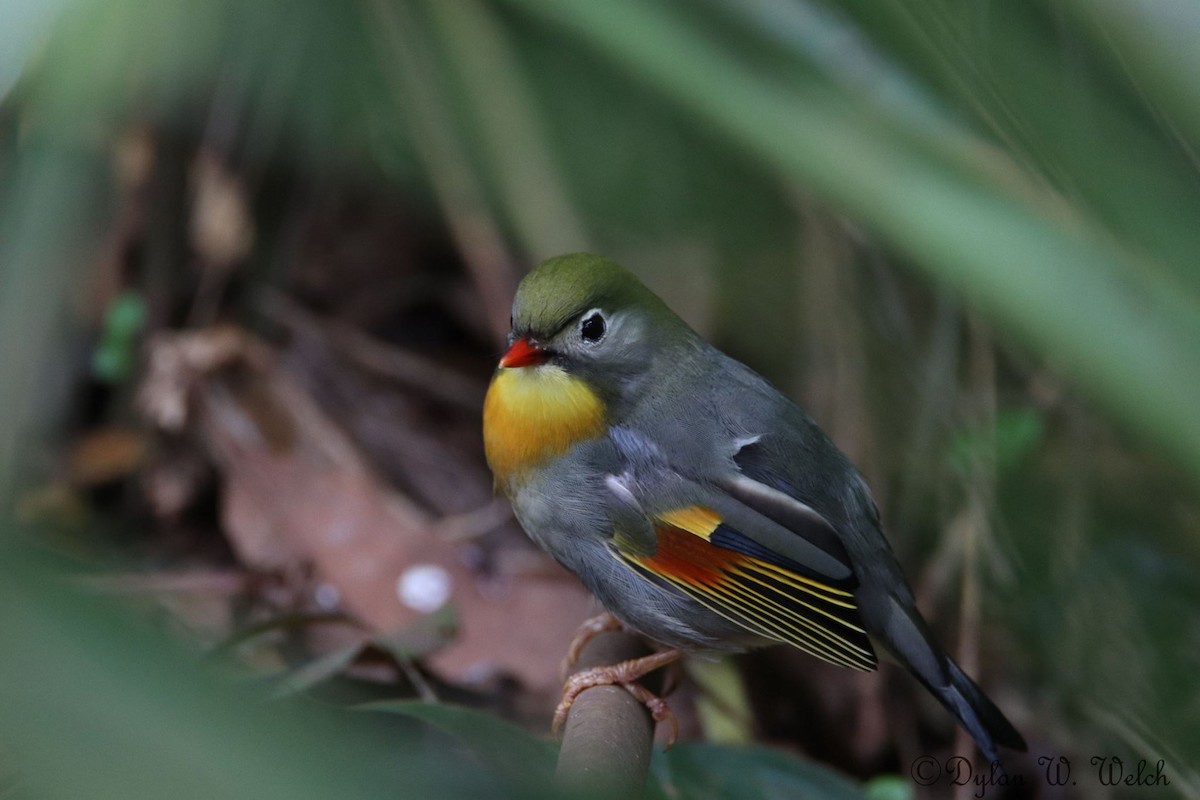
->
[620,505,877,671]
[499,337,545,369]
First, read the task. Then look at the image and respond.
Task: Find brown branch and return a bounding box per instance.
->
[554,631,659,799]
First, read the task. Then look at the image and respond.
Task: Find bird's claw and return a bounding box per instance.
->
[621,681,680,748]
[553,649,683,748]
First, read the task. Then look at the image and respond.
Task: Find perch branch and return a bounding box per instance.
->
[554,631,661,799]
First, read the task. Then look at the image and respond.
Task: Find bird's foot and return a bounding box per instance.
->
[561,612,625,678]
[553,648,684,747]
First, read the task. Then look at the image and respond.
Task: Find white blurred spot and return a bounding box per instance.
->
[314,583,340,611]
[462,661,502,686]
[397,564,452,613]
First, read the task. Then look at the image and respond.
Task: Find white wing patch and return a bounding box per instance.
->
[605,473,642,511]
[733,434,763,451]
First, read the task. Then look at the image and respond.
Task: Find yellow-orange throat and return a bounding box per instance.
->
[483,364,605,489]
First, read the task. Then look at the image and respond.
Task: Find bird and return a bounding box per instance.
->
[481,252,1025,764]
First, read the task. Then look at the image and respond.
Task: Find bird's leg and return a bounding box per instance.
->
[553,648,684,747]
[561,612,625,677]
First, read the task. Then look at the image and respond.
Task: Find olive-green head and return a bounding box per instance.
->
[499,253,697,404]
[510,253,668,337]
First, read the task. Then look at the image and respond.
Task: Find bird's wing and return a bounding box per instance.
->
[604,465,877,670]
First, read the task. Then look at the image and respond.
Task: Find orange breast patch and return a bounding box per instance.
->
[482,365,605,490]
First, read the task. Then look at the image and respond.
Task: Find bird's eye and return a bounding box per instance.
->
[580,311,606,343]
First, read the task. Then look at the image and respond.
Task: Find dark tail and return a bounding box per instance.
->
[877,598,1026,765]
[935,657,1027,766]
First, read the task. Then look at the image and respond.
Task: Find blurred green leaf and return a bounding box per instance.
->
[836,1,1200,284]
[207,612,360,661]
[0,0,68,99]
[0,546,507,800]
[268,642,364,700]
[362,701,557,789]
[863,775,912,800]
[0,142,109,497]
[652,742,867,799]
[1062,0,1200,155]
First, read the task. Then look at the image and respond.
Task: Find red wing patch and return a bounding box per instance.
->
[621,506,877,671]
[640,519,740,586]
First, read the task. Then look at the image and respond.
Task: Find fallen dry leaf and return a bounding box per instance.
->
[139,326,596,699]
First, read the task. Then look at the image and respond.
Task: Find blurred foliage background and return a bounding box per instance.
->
[3,0,1200,797]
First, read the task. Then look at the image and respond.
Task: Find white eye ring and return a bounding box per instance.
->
[580,308,607,344]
